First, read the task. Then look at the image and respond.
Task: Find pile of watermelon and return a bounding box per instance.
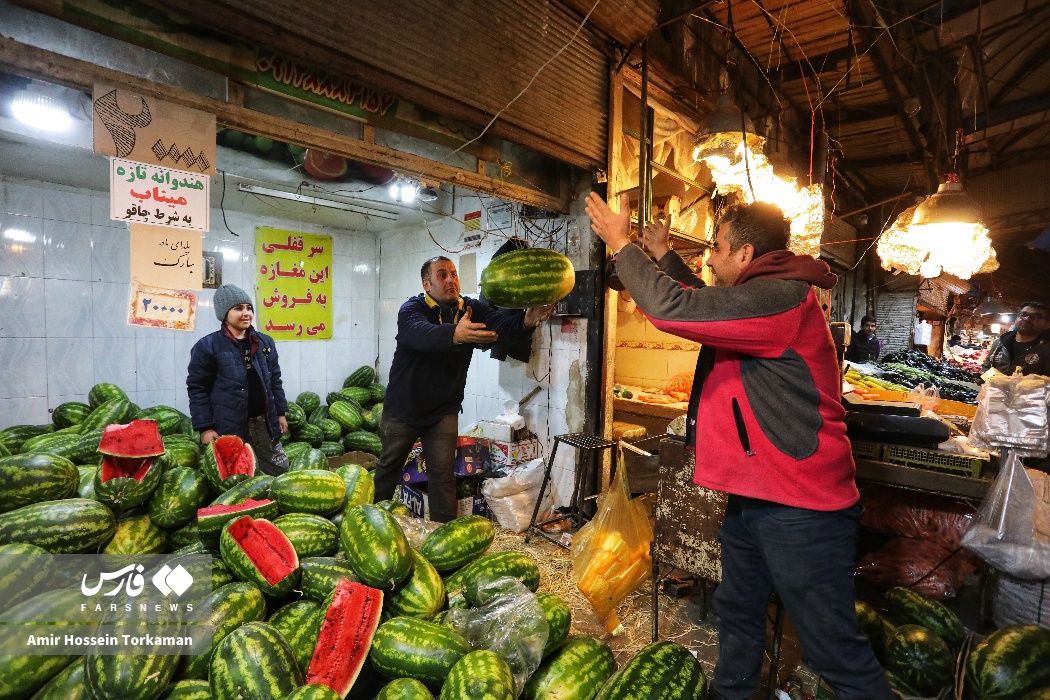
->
[856,587,1050,698]
[285,365,386,461]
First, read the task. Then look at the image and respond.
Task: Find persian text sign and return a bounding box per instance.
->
[128,283,197,332]
[93,85,216,174]
[130,224,203,290]
[110,158,209,231]
[256,227,332,340]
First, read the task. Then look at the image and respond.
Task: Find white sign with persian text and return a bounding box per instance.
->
[110,158,209,231]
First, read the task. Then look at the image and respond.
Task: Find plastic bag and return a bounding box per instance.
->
[855,537,976,600]
[481,458,555,533]
[961,450,1050,579]
[860,484,977,550]
[441,577,548,696]
[392,513,442,549]
[968,370,1050,458]
[571,457,653,634]
[906,383,941,411]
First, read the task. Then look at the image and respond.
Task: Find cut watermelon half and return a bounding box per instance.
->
[203,435,256,490]
[303,149,348,181]
[97,419,166,483]
[223,516,299,591]
[306,579,383,697]
[197,498,279,536]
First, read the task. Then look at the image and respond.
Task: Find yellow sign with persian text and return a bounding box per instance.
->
[255,227,332,340]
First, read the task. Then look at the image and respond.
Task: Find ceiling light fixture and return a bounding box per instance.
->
[417,186,439,203]
[388,177,419,203]
[238,183,399,220]
[11,87,71,132]
[974,294,1012,318]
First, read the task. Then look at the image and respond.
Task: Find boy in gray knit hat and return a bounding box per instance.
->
[186,284,290,475]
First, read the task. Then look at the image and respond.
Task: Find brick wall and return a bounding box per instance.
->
[876,292,917,357]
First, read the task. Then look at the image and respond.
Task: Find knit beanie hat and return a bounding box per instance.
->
[213,284,253,323]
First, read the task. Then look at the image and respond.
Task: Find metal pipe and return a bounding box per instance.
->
[638,40,650,229]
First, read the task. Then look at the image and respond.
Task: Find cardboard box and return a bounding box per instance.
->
[327,450,378,470]
[489,436,542,466]
[401,437,490,484]
[396,483,489,520]
[476,420,529,443]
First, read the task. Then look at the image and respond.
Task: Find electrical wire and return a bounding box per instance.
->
[219,170,240,237]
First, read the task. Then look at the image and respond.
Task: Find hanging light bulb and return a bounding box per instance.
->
[388,179,402,201]
[11,87,71,132]
[691,92,765,165]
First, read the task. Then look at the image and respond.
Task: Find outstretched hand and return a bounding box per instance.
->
[585,192,633,254]
[524,304,556,328]
[640,215,672,260]
[453,306,499,345]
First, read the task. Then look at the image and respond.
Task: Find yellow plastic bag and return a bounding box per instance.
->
[571,455,653,634]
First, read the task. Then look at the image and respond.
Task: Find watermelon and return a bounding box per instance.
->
[343,366,377,388]
[210,474,274,506]
[341,504,412,589]
[377,499,410,516]
[300,557,363,602]
[855,599,890,663]
[287,686,341,700]
[178,582,267,680]
[480,248,575,308]
[965,624,1050,699]
[437,650,515,700]
[160,680,211,700]
[384,550,445,620]
[77,465,97,499]
[93,420,167,510]
[163,437,201,470]
[0,453,79,513]
[274,513,340,557]
[359,410,379,432]
[319,441,344,458]
[305,579,384,697]
[68,429,105,465]
[338,387,372,406]
[267,600,323,676]
[88,382,128,409]
[18,432,82,459]
[85,620,180,700]
[52,401,92,429]
[219,515,301,597]
[134,406,185,436]
[103,512,167,555]
[297,391,322,415]
[337,464,375,511]
[292,447,331,472]
[28,657,88,699]
[0,542,55,613]
[523,635,616,700]
[420,515,495,572]
[376,678,434,700]
[284,442,314,463]
[369,384,386,402]
[79,397,135,434]
[0,498,116,553]
[201,436,256,492]
[286,402,307,431]
[343,431,382,456]
[0,424,53,453]
[318,418,343,442]
[209,622,303,700]
[593,640,705,700]
[885,624,954,696]
[309,405,331,425]
[149,466,211,529]
[198,498,279,536]
[270,469,346,516]
[536,592,572,656]
[297,423,326,448]
[169,521,208,549]
[449,551,541,607]
[369,617,472,688]
[884,586,965,649]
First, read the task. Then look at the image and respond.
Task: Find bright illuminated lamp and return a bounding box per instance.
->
[691,93,764,164]
[11,90,71,131]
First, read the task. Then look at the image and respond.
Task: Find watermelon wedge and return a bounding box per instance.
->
[202,435,256,491]
[94,420,166,509]
[306,578,384,697]
[220,515,300,597]
[197,498,279,536]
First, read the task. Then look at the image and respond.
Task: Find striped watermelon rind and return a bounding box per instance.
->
[103,513,167,555]
[480,248,575,309]
[523,635,616,700]
[291,447,330,472]
[343,431,383,456]
[88,382,128,410]
[25,656,88,699]
[0,498,116,553]
[285,401,307,431]
[329,401,363,432]
[219,516,301,598]
[536,592,572,657]
[884,586,965,649]
[437,649,515,700]
[296,391,322,414]
[340,504,412,590]
[884,624,954,697]
[85,620,180,700]
[420,515,495,572]
[273,512,340,557]
[201,436,256,492]
[376,678,435,700]
[965,624,1050,700]
[369,616,473,688]
[178,582,267,680]
[286,684,342,700]
[318,418,343,442]
[148,466,211,529]
[52,401,92,429]
[384,549,446,620]
[209,621,303,700]
[336,463,375,511]
[18,432,82,459]
[267,599,323,676]
[300,556,362,602]
[305,579,384,696]
[0,542,56,614]
[455,551,541,607]
[270,469,347,516]
[160,680,211,700]
[210,475,274,507]
[593,640,707,700]
[133,406,184,436]
[78,397,134,435]
[0,424,54,453]
[343,365,377,388]
[93,454,164,511]
[0,453,79,513]
[197,498,279,537]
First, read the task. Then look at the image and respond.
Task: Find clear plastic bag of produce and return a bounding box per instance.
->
[906,383,941,411]
[480,458,556,533]
[441,576,548,695]
[392,513,442,549]
[571,456,653,634]
[968,369,1050,458]
[961,450,1050,579]
[855,536,976,599]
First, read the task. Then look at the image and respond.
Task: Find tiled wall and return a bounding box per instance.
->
[614,292,700,389]
[0,175,379,426]
[377,196,590,506]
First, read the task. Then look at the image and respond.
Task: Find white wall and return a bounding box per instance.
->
[0,174,379,426]
[377,193,590,506]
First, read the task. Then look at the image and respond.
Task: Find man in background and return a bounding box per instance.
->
[983,301,1050,376]
[845,315,881,363]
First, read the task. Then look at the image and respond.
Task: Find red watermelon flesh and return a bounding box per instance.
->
[303,149,349,180]
[197,498,277,534]
[98,419,165,457]
[100,455,154,482]
[213,435,256,480]
[228,516,298,586]
[306,579,383,697]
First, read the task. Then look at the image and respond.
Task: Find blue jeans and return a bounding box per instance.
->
[711,495,892,700]
[372,411,460,522]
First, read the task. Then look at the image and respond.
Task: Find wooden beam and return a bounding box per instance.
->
[0,37,567,213]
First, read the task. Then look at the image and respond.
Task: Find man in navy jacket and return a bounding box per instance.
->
[372,256,553,522]
[187,284,290,475]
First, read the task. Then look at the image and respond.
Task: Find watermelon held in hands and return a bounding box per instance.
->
[219,515,301,597]
[480,248,575,309]
[305,578,384,697]
[93,420,166,510]
[201,435,256,492]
